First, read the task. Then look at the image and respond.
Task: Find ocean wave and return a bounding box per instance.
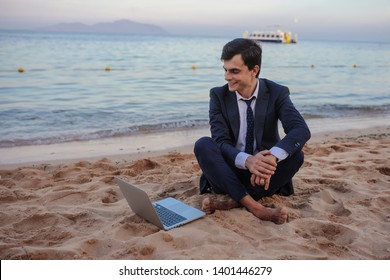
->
[300,103,390,118]
[0,120,209,148]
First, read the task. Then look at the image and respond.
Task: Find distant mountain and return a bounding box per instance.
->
[37,19,168,35]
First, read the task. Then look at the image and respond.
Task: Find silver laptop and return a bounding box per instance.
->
[115,177,205,230]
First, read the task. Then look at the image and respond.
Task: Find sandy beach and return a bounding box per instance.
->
[0,120,389,260]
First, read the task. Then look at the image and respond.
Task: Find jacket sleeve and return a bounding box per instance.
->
[273,86,311,155]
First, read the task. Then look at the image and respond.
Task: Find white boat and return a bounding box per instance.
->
[244,29,297,44]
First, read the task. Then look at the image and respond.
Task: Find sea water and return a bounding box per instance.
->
[0,30,389,148]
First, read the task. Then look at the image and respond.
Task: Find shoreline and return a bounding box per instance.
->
[0,115,389,169]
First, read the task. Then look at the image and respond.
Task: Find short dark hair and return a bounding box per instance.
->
[221,38,262,77]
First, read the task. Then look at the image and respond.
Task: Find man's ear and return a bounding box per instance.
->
[252,65,260,77]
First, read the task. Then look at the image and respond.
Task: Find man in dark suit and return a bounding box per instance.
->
[194,38,311,224]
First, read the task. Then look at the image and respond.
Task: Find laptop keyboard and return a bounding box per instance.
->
[154,203,186,228]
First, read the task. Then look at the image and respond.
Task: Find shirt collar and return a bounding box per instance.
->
[235,80,259,101]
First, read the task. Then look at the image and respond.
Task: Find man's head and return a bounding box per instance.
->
[221,38,262,78]
[221,38,262,96]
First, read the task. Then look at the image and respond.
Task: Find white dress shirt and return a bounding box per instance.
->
[234,81,288,169]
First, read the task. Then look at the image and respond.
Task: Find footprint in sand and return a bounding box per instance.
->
[115,215,159,240]
[378,167,390,176]
[79,238,117,259]
[312,190,351,217]
[330,144,350,152]
[115,244,156,259]
[92,158,118,172]
[12,213,71,233]
[45,189,90,205]
[101,189,119,204]
[305,178,351,193]
[128,159,159,173]
[296,220,358,249]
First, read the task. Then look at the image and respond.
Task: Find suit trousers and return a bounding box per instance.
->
[194,136,304,202]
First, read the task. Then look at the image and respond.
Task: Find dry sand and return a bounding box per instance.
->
[0,125,389,260]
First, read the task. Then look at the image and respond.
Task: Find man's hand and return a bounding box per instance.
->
[245,150,277,190]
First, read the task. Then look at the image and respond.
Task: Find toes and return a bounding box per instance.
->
[202,197,215,214]
[277,208,288,224]
[202,197,210,208]
[201,197,211,213]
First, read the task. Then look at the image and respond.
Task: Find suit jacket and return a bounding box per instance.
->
[209,78,311,167]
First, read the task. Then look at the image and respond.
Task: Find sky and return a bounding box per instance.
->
[0,0,389,42]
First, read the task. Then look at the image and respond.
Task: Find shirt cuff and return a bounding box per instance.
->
[235,152,251,169]
[270,146,289,162]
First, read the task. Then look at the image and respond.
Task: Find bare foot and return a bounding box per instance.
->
[201,197,240,214]
[202,195,288,224]
[239,195,288,224]
[251,206,288,224]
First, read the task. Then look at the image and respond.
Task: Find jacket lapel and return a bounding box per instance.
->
[254,79,269,150]
[224,90,240,141]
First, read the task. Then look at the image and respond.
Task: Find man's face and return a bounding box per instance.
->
[223,54,259,96]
